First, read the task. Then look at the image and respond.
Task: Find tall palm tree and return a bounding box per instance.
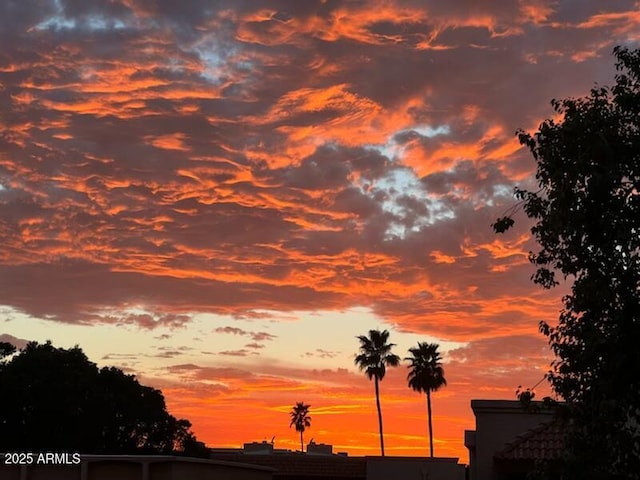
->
[354,329,400,456]
[405,342,447,457]
[289,402,311,452]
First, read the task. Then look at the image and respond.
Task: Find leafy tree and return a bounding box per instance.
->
[0,341,16,364]
[405,342,447,457]
[0,341,207,456]
[289,401,311,452]
[354,329,400,456]
[492,46,640,479]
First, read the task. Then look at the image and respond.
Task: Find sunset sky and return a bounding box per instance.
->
[1,0,639,463]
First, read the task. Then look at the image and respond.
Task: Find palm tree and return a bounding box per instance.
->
[289,401,311,452]
[354,329,400,456]
[405,342,447,457]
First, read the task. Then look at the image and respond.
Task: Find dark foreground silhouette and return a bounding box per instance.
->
[0,340,207,456]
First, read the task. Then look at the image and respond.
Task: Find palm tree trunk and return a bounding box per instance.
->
[300,431,304,452]
[427,390,434,457]
[374,376,385,456]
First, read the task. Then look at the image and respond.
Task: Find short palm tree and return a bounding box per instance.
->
[289,402,311,452]
[405,342,447,457]
[354,329,400,456]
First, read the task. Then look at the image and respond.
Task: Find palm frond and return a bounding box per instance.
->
[289,402,311,433]
[355,329,400,382]
[405,342,447,394]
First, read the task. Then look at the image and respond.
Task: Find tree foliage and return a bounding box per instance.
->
[493,46,640,479]
[0,341,208,457]
[354,329,401,383]
[0,341,16,361]
[405,342,447,458]
[354,329,400,456]
[289,401,311,452]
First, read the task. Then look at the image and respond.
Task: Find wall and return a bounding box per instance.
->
[468,400,555,480]
[366,456,466,480]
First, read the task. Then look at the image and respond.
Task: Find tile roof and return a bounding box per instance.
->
[494,422,566,461]
[209,453,367,478]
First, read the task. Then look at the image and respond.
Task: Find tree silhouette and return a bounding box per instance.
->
[492,46,640,479]
[354,329,400,456]
[405,342,447,457]
[0,342,16,364]
[289,401,311,452]
[0,341,207,456]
